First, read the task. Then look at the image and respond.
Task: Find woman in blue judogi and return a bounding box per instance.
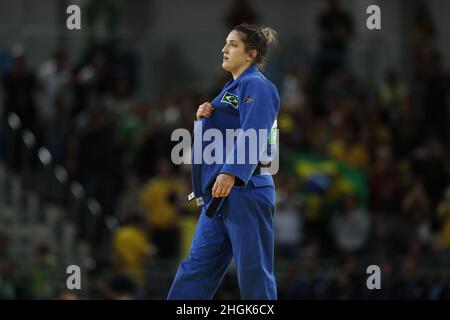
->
[168,24,280,300]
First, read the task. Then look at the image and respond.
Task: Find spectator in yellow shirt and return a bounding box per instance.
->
[438,188,450,250]
[112,214,156,285]
[139,158,185,258]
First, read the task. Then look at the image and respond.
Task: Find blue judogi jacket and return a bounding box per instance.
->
[191,65,280,211]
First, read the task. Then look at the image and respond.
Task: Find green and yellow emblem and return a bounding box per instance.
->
[221,92,239,109]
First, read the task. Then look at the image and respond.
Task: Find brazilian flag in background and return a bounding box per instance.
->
[290,153,368,218]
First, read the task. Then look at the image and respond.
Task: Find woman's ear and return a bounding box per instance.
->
[247,49,257,62]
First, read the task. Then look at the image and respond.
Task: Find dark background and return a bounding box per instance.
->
[0,0,449,299]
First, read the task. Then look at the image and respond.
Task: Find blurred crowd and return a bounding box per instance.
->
[0,0,449,299]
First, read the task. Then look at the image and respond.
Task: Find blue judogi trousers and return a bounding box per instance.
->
[167,184,277,300]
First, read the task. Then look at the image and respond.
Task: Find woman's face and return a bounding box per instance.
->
[221,30,253,74]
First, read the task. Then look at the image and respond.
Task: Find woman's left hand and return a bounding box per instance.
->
[212,173,235,198]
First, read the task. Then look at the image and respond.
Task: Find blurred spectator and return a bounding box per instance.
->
[328,255,362,299]
[115,172,145,223]
[314,0,354,103]
[428,273,450,300]
[402,178,432,247]
[280,66,306,113]
[155,43,196,94]
[326,116,370,170]
[178,207,199,261]
[379,69,409,121]
[284,249,330,299]
[112,214,156,285]
[225,0,259,30]
[177,172,200,260]
[37,47,73,163]
[139,157,184,258]
[116,101,149,170]
[324,70,361,101]
[366,102,393,147]
[411,138,448,225]
[1,45,38,131]
[278,109,305,151]
[106,75,134,118]
[0,232,9,266]
[76,51,116,99]
[72,93,123,217]
[392,97,421,158]
[411,2,437,81]
[393,255,428,299]
[419,52,449,146]
[94,257,141,300]
[277,263,297,299]
[369,212,398,255]
[0,233,18,300]
[369,145,402,214]
[134,115,176,181]
[275,175,303,258]
[437,187,450,250]
[0,259,17,299]
[66,93,124,252]
[84,0,121,51]
[37,47,72,120]
[1,45,38,172]
[330,193,371,254]
[27,244,58,299]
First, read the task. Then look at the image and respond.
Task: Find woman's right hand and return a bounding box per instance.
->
[196,102,214,120]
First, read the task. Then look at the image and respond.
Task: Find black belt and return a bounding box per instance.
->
[253,161,271,176]
[205,196,224,218]
[204,162,270,218]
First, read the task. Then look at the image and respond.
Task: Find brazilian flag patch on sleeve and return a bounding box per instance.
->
[221,92,239,109]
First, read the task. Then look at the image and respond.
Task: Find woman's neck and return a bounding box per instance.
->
[231,63,253,80]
